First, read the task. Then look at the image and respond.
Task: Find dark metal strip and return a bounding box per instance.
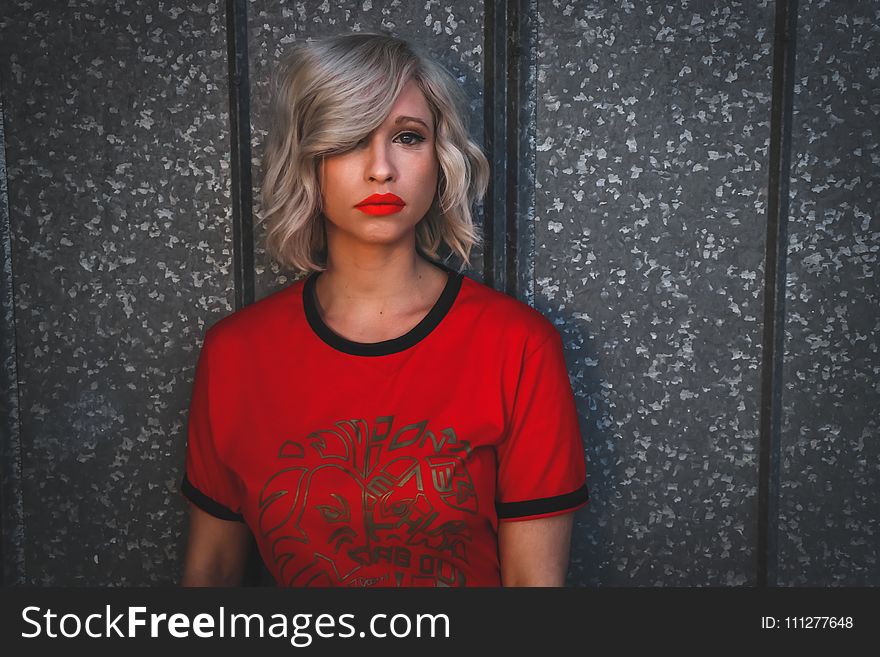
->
[226,0,255,310]
[757,0,799,589]
[504,0,522,298]
[482,1,501,289]
[0,79,27,586]
[483,0,531,298]
[515,0,538,306]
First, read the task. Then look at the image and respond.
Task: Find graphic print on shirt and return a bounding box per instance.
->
[257,415,477,587]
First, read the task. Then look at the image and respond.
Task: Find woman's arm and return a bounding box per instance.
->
[497,512,575,586]
[180,503,252,587]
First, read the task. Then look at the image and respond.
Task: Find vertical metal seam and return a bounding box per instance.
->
[757,0,799,588]
[484,0,530,297]
[226,0,255,310]
[482,1,498,288]
[226,0,272,586]
[0,76,26,586]
[515,0,538,307]
[504,0,521,297]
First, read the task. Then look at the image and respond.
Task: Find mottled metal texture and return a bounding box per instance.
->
[0,3,233,584]
[516,0,539,305]
[1,86,27,585]
[247,0,487,300]
[777,0,880,586]
[535,2,776,586]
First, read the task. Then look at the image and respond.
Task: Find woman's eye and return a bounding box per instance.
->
[350,132,425,150]
[397,131,426,146]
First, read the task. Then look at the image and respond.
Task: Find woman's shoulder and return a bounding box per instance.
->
[203,277,307,348]
[457,273,561,350]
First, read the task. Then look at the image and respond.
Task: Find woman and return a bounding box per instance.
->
[180,32,588,587]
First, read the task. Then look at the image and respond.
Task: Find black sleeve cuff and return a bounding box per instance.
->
[181,474,244,522]
[496,483,589,520]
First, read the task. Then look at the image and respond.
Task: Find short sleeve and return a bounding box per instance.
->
[495,329,589,522]
[180,329,244,522]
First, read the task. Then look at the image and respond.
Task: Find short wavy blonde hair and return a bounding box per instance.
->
[258,32,490,274]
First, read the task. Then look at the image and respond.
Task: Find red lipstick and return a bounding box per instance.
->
[355,193,405,216]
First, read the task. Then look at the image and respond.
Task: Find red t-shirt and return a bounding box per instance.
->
[181,260,588,587]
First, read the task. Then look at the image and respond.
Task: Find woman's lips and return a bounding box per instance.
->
[357,204,404,216]
[355,192,406,216]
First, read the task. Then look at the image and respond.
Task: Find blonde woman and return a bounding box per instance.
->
[180,32,588,587]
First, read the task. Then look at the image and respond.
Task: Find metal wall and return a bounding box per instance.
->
[0,1,234,585]
[537,1,776,586]
[1,0,876,586]
[777,0,879,586]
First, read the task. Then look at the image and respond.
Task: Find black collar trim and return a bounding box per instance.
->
[302,259,463,357]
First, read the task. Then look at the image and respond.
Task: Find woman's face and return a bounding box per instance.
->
[319,79,440,250]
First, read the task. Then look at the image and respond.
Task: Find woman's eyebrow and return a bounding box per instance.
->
[393,115,431,130]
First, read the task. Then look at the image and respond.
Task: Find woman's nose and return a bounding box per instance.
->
[364,138,396,183]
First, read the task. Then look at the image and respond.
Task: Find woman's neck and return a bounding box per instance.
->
[314,248,448,329]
